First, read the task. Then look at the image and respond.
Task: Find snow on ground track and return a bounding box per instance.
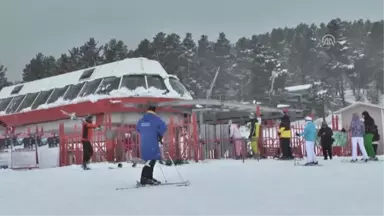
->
[0,158,383,215]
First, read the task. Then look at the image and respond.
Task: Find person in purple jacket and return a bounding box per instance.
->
[349,113,368,162]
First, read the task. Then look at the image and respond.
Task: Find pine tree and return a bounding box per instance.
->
[288,23,318,84]
[0,64,11,90]
[102,39,129,63]
[213,32,236,99]
[79,38,103,67]
[133,39,154,58]
[56,53,73,74]
[321,18,354,107]
[196,35,216,98]
[179,33,199,95]
[22,53,57,82]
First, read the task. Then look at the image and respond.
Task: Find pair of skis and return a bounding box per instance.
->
[116,180,190,190]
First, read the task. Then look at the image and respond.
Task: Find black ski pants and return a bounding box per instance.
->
[321,142,332,159]
[82,140,93,164]
[280,138,292,158]
[141,160,156,179]
[373,144,378,155]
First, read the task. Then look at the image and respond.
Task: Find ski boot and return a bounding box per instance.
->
[351,159,357,163]
[140,177,160,186]
[81,163,91,170]
[370,157,379,161]
[151,178,161,185]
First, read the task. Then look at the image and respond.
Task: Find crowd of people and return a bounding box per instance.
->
[227,109,381,166]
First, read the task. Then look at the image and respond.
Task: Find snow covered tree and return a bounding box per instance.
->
[212,32,237,100]
[321,18,354,107]
[308,81,333,117]
[196,35,216,98]
[365,21,384,104]
[234,37,253,100]
[288,24,319,84]
[249,36,287,102]
[178,33,200,96]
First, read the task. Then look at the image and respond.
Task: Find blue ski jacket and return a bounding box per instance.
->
[300,121,317,142]
[136,111,167,161]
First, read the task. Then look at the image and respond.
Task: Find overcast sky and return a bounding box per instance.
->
[0,0,383,81]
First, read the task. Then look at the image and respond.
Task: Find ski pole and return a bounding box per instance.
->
[158,164,168,183]
[165,151,185,182]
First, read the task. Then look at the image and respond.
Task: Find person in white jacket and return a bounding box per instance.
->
[229,120,243,159]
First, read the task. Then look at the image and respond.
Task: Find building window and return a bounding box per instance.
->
[79,68,95,80]
[120,75,146,90]
[0,97,13,112]
[31,89,53,110]
[16,92,39,112]
[64,83,85,100]
[78,78,102,97]
[95,76,120,95]
[146,75,167,91]
[6,95,26,114]
[169,77,188,96]
[11,85,23,95]
[47,86,70,104]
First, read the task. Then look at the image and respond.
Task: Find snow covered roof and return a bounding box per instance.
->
[277,104,290,108]
[284,84,312,92]
[0,58,168,98]
[334,102,384,114]
[0,58,193,116]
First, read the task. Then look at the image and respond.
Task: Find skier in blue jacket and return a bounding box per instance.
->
[296,116,318,165]
[136,105,167,185]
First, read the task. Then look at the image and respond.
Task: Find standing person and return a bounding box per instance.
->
[248,114,260,158]
[136,105,167,185]
[296,116,318,165]
[229,121,243,160]
[372,125,380,155]
[349,113,368,162]
[81,115,100,170]
[317,122,334,160]
[278,110,293,160]
[362,111,377,160]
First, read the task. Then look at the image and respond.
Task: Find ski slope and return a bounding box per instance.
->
[0,158,383,215]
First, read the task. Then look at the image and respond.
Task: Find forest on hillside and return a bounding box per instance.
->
[0,18,383,114]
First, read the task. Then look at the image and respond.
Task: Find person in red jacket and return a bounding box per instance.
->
[82,115,100,170]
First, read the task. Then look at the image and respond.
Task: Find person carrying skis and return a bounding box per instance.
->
[317,121,334,160]
[81,115,100,170]
[349,113,368,162]
[362,111,378,160]
[278,109,293,160]
[136,105,167,185]
[372,125,380,155]
[296,116,318,165]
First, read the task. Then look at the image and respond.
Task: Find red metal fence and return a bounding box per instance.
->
[1,114,360,168]
[56,114,357,167]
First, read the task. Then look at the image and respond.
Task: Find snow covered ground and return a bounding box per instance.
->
[1,158,383,215]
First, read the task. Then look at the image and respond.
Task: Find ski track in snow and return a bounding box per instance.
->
[0,158,383,215]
